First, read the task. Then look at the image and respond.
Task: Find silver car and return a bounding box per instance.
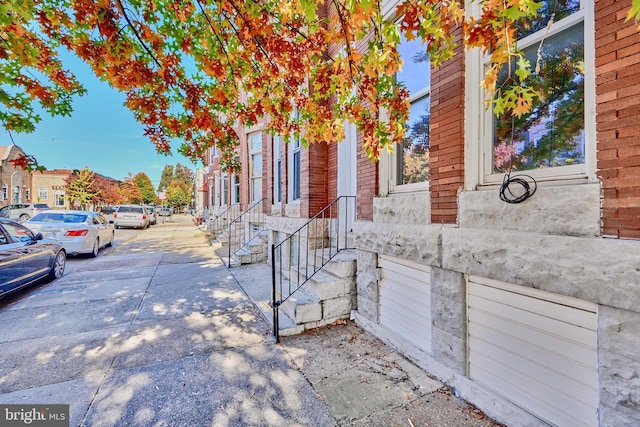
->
[113,205,150,229]
[0,203,50,222]
[26,210,115,257]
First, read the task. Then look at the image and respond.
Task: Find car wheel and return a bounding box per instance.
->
[19,213,29,222]
[48,250,66,281]
[106,231,114,247]
[89,238,99,257]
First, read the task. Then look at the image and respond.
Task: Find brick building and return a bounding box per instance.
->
[31,169,74,209]
[202,1,640,425]
[0,145,33,207]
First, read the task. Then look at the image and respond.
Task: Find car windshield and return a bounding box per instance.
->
[118,207,143,213]
[31,213,89,223]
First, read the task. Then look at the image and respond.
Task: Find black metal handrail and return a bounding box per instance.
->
[271,195,355,341]
[207,204,239,238]
[226,199,266,267]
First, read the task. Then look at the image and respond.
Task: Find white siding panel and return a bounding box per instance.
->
[468,278,598,427]
[379,255,431,353]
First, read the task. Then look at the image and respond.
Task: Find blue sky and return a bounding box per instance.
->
[11,54,197,188]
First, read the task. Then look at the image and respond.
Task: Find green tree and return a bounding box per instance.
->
[166,179,192,210]
[65,166,99,210]
[157,165,174,192]
[133,172,156,204]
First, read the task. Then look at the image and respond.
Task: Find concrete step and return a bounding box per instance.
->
[285,266,355,301]
[308,249,357,278]
[279,287,322,324]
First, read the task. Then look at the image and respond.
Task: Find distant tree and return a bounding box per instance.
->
[133,172,156,204]
[93,175,123,206]
[118,174,143,204]
[65,166,99,210]
[174,164,194,186]
[166,179,191,210]
[157,165,174,192]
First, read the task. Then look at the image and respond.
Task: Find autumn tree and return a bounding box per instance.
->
[92,174,123,206]
[117,174,143,204]
[2,0,640,171]
[65,166,99,210]
[133,172,156,204]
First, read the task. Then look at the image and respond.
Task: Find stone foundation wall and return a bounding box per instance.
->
[353,184,640,425]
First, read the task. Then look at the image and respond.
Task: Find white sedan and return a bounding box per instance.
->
[26,210,115,257]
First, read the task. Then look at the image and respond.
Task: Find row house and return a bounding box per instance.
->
[202,1,639,425]
[0,145,33,206]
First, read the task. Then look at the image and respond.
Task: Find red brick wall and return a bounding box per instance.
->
[356,134,376,221]
[596,0,640,239]
[302,142,329,217]
[429,27,465,224]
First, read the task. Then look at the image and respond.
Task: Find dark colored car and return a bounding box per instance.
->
[0,217,66,299]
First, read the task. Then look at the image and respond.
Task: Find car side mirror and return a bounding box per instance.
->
[33,232,44,241]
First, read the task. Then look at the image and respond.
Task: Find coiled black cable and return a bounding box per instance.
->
[498,115,537,203]
[499,172,537,203]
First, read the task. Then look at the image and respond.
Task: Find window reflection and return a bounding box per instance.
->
[493,22,584,173]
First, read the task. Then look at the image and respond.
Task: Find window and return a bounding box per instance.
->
[392,33,431,190]
[249,132,263,202]
[39,187,48,201]
[232,173,240,204]
[25,188,29,201]
[273,135,282,203]
[483,1,591,183]
[221,172,228,206]
[289,109,301,201]
[1,184,6,200]
[54,190,65,207]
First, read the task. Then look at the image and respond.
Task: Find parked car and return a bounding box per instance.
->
[157,206,172,217]
[0,203,50,222]
[26,210,115,257]
[144,205,157,225]
[113,205,150,229]
[0,217,65,299]
[99,206,118,223]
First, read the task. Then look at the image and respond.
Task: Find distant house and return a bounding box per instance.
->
[31,169,74,209]
[0,145,33,207]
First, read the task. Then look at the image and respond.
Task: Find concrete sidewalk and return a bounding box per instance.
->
[212,224,501,426]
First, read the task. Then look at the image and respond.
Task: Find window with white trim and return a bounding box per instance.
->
[232,173,240,204]
[482,0,592,184]
[25,188,29,201]
[221,172,228,206]
[249,132,263,202]
[54,190,65,207]
[39,187,48,201]
[386,33,431,193]
[1,184,7,200]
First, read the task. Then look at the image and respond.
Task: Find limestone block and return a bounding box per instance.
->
[458,183,601,237]
[356,296,376,322]
[431,327,466,374]
[442,228,640,310]
[431,295,466,339]
[356,250,379,303]
[354,222,441,267]
[431,267,466,303]
[322,295,356,318]
[373,193,431,225]
[598,306,640,422]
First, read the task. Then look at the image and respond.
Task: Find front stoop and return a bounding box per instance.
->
[276,249,357,336]
[230,232,268,266]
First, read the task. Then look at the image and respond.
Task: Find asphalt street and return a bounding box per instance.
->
[0,214,500,426]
